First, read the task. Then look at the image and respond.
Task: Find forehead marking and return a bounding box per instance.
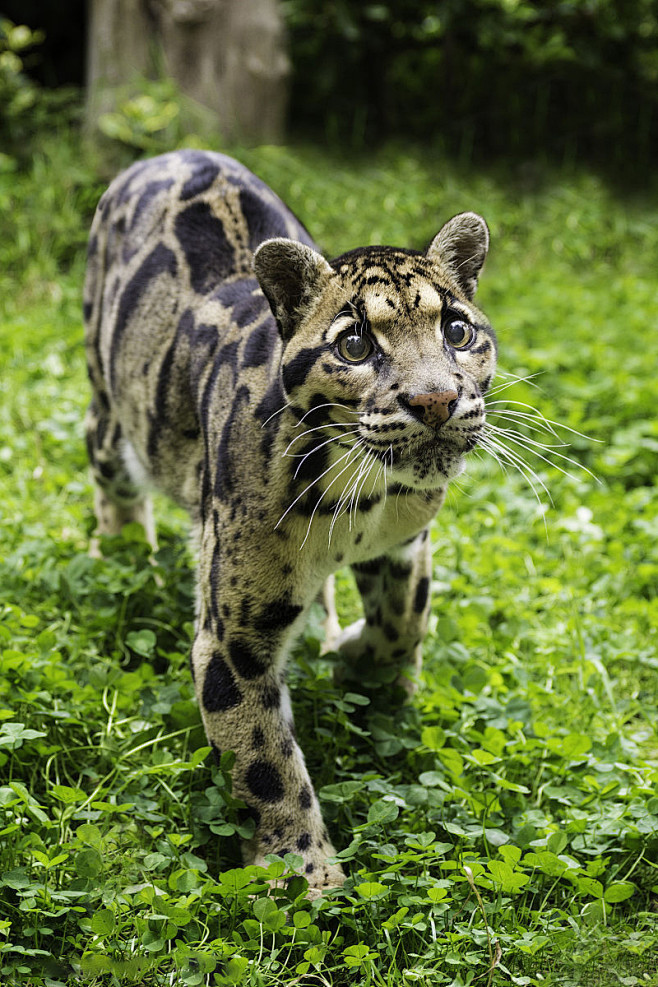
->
[361,278,444,326]
[362,287,399,323]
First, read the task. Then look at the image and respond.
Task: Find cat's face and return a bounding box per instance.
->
[255,215,496,490]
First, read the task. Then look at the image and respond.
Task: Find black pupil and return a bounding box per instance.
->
[344,333,369,359]
[446,321,468,345]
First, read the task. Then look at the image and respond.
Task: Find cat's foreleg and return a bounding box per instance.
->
[333,528,433,694]
[190,545,346,896]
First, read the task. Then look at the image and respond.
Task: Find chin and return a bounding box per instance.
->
[390,448,466,491]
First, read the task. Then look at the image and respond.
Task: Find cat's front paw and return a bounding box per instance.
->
[253,849,346,896]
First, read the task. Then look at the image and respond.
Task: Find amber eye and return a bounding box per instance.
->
[337,330,374,363]
[444,319,474,349]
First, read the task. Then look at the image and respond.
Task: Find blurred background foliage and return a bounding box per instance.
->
[2,0,658,176]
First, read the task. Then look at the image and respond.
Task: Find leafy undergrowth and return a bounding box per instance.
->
[0,138,657,986]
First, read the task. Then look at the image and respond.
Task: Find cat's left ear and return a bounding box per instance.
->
[254,238,334,340]
[426,212,489,300]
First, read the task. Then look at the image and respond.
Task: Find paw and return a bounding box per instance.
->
[328,618,366,661]
[253,851,346,897]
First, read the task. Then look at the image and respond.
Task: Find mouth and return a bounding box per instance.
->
[361,429,478,489]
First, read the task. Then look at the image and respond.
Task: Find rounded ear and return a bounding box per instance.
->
[426,212,490,300]
[254,238,334,339]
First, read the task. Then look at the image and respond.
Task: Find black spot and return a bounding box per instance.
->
[255,597,303,635]
[298,785,312,809]
[233,294,269,330]
[202,651,242,712]
[305,862,315,874]
[114,159,152,207]
[209,542,224,638]
[413,576,430,614]
[110,243,178,389]
[175,201,235,294]
[246,759,284,803]
[252,726,265,748]
[281,735,294,758]
[261,683,281,709]
[353,557,383,577]
[296,832,311,851]
[239,186,293,252]
[281,346,324,393]
[180,157,220,200]
[390,562,412,581]
[191,322,219,349]
[243,321,276,367]
[83,300,93,322]
[255,377,286,426]
[357,494,380,513]
[229,638,268,679]
[147,309,193,457]
[383,622,399,642]
[240,598,252,624]
[215,385,250,501]
[292,437,330,484]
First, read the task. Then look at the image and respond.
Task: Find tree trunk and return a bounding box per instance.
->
[85,0,289,144]
[85,0,153,125]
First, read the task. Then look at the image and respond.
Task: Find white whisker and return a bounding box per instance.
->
[260,400,292,427]
[288,431,361,474]
[329,448,370,544]
[487,372,544,396]
[275,442,364,530]
[480,433,552,506]
[484,424,598,484]
[299,442,367,550]
[294,402,361,427]
[284,422,360,456]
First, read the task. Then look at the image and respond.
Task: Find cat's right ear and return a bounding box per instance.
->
[254,238,334,340]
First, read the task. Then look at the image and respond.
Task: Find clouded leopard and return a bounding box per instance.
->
[84,150,496,895]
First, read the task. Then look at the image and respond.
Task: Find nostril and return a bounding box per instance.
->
[397,395,424,424]
[400,390,459,428]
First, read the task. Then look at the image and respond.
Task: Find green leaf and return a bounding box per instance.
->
[547,831,568,854]
[577,877,604,898]
[487,859,529,893]
[52,784,86,804]
[421,725,446,750]
[126,628,157,657]
[367,799,399,825]
[438,748,464,777]
[604,882,635,903]
[75,848,102,878]
[0,867,30,889]
[318,780,362,803]
[253,896,286,931]
[91,908,115,936]
[355,881,388,898]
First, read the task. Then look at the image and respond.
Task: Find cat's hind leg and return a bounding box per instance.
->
[85,399,156,554]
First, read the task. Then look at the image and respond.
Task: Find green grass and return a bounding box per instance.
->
[1,134,657,986]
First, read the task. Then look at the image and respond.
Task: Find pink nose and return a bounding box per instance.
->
[407,390,458,427]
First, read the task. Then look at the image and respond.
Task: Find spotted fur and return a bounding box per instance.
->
[84,150,496,894]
